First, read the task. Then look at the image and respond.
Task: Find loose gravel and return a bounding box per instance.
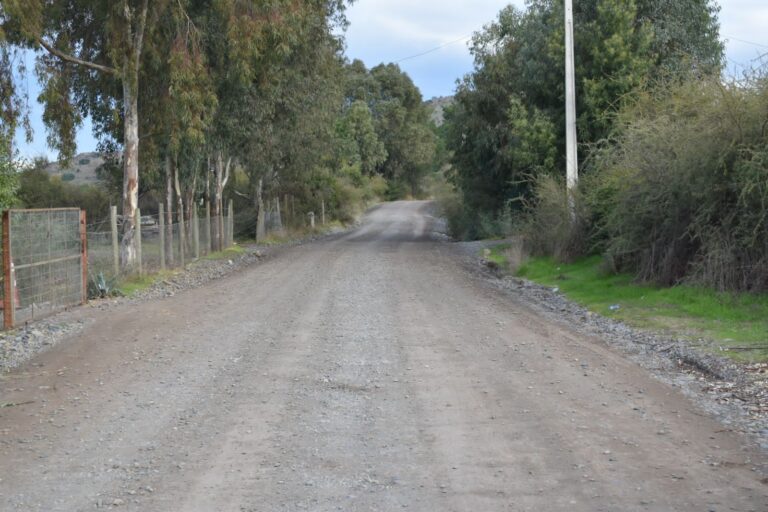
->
[460,239,768,449]
[0,229,346,373]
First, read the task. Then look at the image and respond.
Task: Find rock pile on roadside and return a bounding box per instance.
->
[0,321,85,372]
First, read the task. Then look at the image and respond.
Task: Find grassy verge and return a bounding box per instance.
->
[516,256,768,362]
[483,244,511,267]
[201,244,246,260]
[115,245,247,296]
[238,222,345,247]
[116,270,178,296]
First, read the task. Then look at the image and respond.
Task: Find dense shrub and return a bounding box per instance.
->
[17,168,113,223]
[522,175,588,262]
[589,75,768,291]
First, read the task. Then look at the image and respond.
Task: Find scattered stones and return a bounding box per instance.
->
[0,228,349,373]
[0,321,82,372]
[457,238,768,448]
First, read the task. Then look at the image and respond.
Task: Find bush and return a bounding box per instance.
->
[18,168,112,222]
[61,173,76,182]
[522,174,588,262]
[590,73,768,291]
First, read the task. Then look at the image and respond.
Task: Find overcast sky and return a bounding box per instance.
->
[13,0,768,159]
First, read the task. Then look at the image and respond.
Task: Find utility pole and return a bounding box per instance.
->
[565,0,579,201]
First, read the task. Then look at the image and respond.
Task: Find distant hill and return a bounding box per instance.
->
[44,152,108,186]
[425,96,455,127]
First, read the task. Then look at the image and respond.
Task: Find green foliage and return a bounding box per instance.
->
[0,137,20,208]
[588,74,768,292]
[345,61,438,197]
[17,166,112,222]
[335,100,387,175]
[0,46,29,149]
[445,0,723,238]
[521,175,587,262]
[2,0,435,241]
[88,272,120,299]
[61,172,75,182]
[518,256,768,361]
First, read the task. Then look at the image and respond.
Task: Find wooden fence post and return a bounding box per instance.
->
[193,207,200,259]
[80,210,88,304]
[3,210,14,329]
[110,206,119,275]
[135,208,143,275]
[205,200,211,255]
[159,203,166,271]
[179,210,186,267]
[321,198,326,226]
[228,199,234,248]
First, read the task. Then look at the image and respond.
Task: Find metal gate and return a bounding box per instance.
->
[2,208,87,328]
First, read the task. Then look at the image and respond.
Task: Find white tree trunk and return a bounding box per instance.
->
[121,79,140,267]
[212,152,231,251]
[256,178,266,242]
[165,153,175,265]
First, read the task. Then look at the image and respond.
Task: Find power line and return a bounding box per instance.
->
[723,35,768,49]
[395,33,474,63]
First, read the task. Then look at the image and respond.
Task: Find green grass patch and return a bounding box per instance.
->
[482,244,512,268]
[241,222,345,247]
[202,244,246,260]
[117,270,178,296]
[517,256,768,362]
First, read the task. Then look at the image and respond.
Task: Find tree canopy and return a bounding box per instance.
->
[445,0,724,222]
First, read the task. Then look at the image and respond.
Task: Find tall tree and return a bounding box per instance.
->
[1,0,172,265]
[445,0,723,222]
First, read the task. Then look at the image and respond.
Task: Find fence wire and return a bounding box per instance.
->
[7,209,83,325]
[0,205,237,329]
[87,210,232,285]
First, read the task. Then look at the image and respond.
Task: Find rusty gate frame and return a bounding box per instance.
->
[1,208,87,329]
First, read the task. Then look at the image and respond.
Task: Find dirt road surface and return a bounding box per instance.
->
[1,201,766,511]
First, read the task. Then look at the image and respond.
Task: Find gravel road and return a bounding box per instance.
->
[1,201,766,511]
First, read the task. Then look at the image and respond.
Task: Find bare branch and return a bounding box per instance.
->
[37,39,117,75]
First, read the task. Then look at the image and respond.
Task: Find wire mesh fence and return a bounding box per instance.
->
[87,204,234,287]
[0,202,236,329]
[3,209,86,328]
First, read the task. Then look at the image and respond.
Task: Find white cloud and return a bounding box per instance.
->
[344,0,518,58]
[14,0,768,157]
[719,0,768,69]
[343,0,519,97]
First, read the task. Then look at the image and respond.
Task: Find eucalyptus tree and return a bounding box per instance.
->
[201,0,349,241]
[354,62,436,196]
[1,0,176,265]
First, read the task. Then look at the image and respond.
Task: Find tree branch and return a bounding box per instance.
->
[37,38,117,75]
[134,0,150,61]
[222,156,232,189]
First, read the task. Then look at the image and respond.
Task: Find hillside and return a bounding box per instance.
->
[44,152,107,186]
[425,96,454,127]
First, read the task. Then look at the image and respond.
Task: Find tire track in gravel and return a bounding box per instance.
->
[1,201,766,512]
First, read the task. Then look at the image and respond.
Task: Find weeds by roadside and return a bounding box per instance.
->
[516,256,768,362]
